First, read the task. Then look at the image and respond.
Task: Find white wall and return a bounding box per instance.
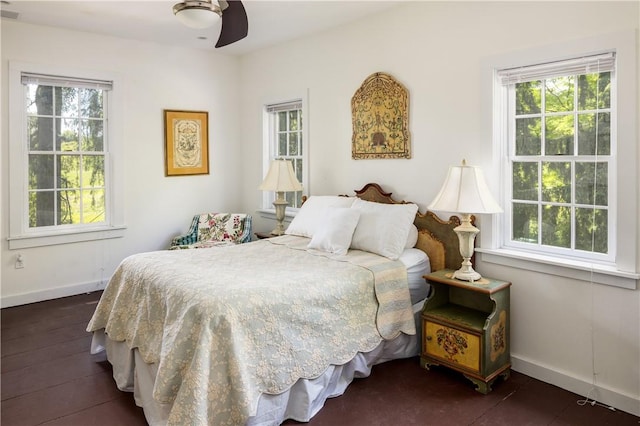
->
[238,1,640,416]
[1,21,243,306]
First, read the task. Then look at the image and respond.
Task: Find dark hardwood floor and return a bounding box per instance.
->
[2,291,639,425]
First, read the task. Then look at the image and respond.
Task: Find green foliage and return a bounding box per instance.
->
[515,117,541,155]
[512,162,538,201]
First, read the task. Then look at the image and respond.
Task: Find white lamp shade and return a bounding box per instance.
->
[428,161,502,214]
[174,6,220,29]
[258,159,303,192]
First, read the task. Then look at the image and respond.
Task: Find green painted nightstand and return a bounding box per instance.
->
[420,269,511,394]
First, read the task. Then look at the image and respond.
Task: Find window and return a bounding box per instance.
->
[262,99,307,210]
[482,32,638,289]
[24,73,109,228]
[8,62,125,249]
[497,53,616,264]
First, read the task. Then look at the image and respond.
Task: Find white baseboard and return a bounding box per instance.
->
[1,280,106,308]
[511,354,640,417]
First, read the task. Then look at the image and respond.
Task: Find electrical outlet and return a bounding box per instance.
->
[15,254,24,269]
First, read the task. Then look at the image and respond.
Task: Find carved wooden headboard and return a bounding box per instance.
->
[353,183,463,272]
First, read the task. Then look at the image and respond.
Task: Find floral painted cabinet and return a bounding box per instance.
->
[420,269,511,394]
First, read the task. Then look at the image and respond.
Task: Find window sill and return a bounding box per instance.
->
[476,248,639,290]
[7,225,126,249]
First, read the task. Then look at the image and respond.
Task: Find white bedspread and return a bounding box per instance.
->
[87,236,414,426]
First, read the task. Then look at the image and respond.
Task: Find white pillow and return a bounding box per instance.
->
[307,208,360,255]
[405,225,418,249]
[285,196,356,238]
[350,198,419,260]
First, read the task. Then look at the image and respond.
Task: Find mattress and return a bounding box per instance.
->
[399,248,431,304]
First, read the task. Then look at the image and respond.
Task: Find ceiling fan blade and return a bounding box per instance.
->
[215,0,248,48]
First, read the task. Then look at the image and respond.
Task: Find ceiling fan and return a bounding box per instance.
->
[172,0,248,48]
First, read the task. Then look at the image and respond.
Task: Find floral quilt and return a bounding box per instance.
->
[87,236,414,425]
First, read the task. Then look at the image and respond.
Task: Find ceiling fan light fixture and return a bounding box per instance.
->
[173,0,221,29]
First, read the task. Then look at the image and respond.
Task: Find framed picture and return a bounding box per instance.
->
[351,72,411,159]
[164,109,209,176]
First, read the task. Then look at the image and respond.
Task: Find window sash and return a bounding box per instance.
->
[23,75,110,230]
[501,57,616,263]
[265,100,304,209]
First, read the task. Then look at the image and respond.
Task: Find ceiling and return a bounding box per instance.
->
[0,0,397,56]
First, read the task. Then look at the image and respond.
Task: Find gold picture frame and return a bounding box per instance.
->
[164,109,209,176]
[351,72,411,159]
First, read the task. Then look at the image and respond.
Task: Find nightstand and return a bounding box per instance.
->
[420,269,511,394]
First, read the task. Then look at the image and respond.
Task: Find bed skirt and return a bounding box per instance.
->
[90,304,424,426]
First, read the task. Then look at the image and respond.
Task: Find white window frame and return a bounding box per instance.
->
[8,62,125,249]
[261,93,309,215]
[478,31,639,289]
[499,52,616,264]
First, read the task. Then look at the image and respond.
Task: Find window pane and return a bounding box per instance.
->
[288,133,299,155]
[26,85,53,115]
[81,119,104,151]
[83,155,105,187]
[288,110,299,131]
[28,154,54,189]
[278,133,287,156]
[295,158,302,183]
[56,87,79,117]
[578,72,610,110]
[575,162,607,206]
[278,111,287,132]
[83,188,105,223]
[541,205,571,248]
[542,162,571,203]
[79,88,103,118]
[512,203,538,243]
[299,132,303,155]
[577,112,610,156]
[57,155,80,189]
[515,81,541,115]
[29,191,55,227]
[512,162,538,201]
[57,190,80,224]
[515,117,541,155]
[58,118,79,151]
[575,207,608,253]
[545,76,574,113]
[545,115,574,155]
[28,116,54,151]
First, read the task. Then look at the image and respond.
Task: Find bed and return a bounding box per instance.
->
[87,183,463,426]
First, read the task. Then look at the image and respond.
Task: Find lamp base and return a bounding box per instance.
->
[270,193,289,236]
[452,266,482,282]
[453,213,483,282]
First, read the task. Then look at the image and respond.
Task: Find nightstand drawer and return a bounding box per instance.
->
[423,320,481,373]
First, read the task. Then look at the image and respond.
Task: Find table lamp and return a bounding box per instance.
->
[258,159,303,236]
[428,159,502,281]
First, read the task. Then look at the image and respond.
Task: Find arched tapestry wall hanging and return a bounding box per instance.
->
[351,72,410,159]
